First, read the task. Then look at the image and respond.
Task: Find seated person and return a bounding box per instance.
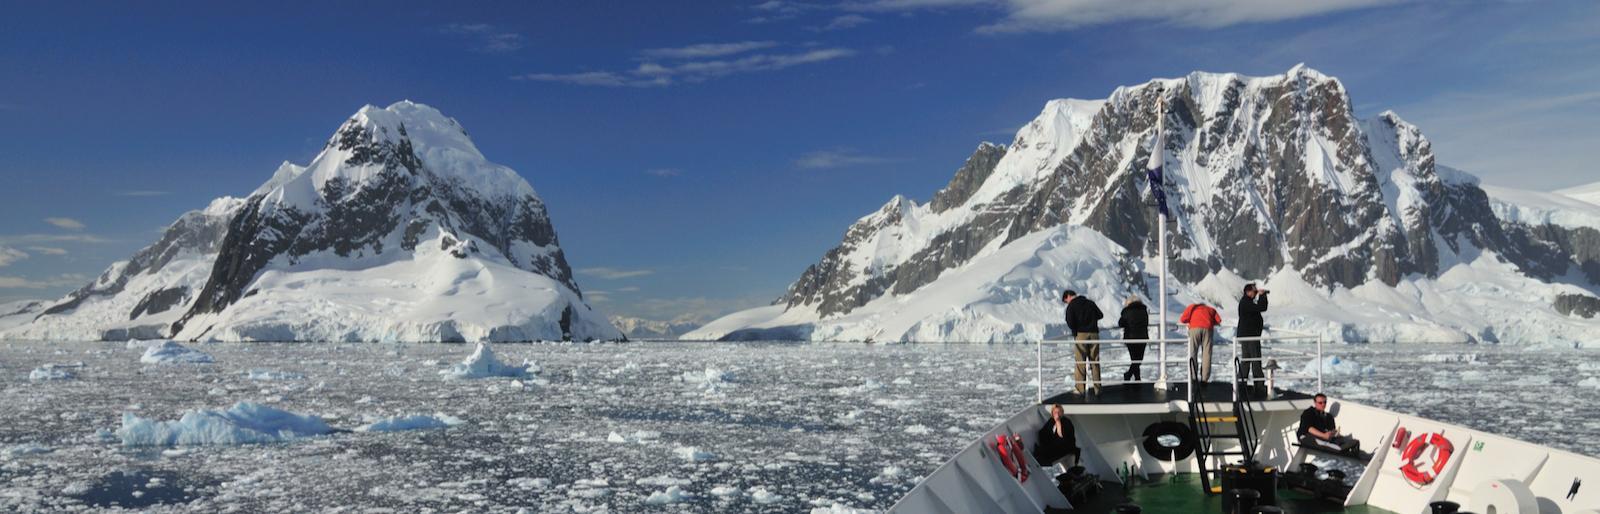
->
[1299,393,1359,453]
[1034,404,1081,467]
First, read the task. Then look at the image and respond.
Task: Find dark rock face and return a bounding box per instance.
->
[772,68,1599,322]
[130,287,188,320]
[1555,294,1600,318]
[930,143,1007,213]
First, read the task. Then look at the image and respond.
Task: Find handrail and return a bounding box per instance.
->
[1033,327,1326,403]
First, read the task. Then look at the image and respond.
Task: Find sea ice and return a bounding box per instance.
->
[3,443,53,459]
[116,401,333,446]
[356,413,466,432]
[673,445,716,462]
[439,342,532,379]
[644,485,693,504]
[810,501,875,513]
[1303,355,1373,377]
[749,486,783,504]
[29,363,77,381]
[681,367,733,391]
[247,368,306,380]
[139,341,214,364]
[606,430,661,444]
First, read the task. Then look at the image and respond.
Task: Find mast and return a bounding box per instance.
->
[1153,93,1171,391]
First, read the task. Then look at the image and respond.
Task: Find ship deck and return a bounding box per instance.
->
[1043,382,1315,406]
[1071,477,1400,514]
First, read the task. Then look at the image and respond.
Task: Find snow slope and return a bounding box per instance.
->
[6,101,620,342]
[687,225,1600,344]
[1487,182,1600,230]
[1557,180,1600,206]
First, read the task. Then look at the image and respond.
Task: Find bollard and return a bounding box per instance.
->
[1429,500,1460,514]
[1113,503,1142,513]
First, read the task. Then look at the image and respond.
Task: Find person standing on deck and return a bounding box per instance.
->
[1063,289,1104,395]
[1180,302,1221,382]
[1117,297,1150,383]
[1236,284,1270,393]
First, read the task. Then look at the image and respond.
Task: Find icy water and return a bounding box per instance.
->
[0,341,1597,513]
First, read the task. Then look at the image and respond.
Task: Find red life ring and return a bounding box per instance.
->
[1009,435,1030,483]
[1398,432,1454,486]
[996,435,1019,478]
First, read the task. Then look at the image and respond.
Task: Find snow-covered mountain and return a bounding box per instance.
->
[610,314,711,340]
[686,66,1600,344]
[6,101,621,342]
[1557,180,1600,207]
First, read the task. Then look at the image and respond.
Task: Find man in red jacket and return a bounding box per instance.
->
[1180,302,1221,382]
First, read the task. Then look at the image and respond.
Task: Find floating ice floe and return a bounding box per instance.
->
[809,501,875,514]
[439,343,533,379]
[749,486,783,504]
[1301,356,1374,377]
[1418,353,1481,364]
[29,363,80,381]
[830,379,885,396]
[116,401,333,446]
[645,485,693,504]
[247,368,306,381]
[681,367,733,392]
[356,413,465,432]
[3,443,53,459]
[1578,377,1600,389]
[606,430,661,444]
[673,445,716,462]
[124,339,165,350]
[140,341,215,365]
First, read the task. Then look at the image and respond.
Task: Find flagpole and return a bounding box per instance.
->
[1154,95,1170,392]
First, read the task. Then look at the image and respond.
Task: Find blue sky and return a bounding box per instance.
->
[2,0,1598,320]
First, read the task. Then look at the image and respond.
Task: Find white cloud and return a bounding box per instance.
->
[25,247,67,256]
[843,0,1407,32]
[44,218,85,230]
[646,168,682,177]
[795,149,898,169]
[515,71,648,87]
[441,23,525,53]
[0,246,26,267]
[641,41,779,59]
[516,45,855,88]
[577,267,655,280]
[816,14,873,31]
[0,234,112,244]
[0,273,87,290]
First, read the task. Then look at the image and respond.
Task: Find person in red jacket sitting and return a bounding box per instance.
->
[1180,302,1222,382]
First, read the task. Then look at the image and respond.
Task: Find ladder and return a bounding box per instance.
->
[1187,387,1260,494]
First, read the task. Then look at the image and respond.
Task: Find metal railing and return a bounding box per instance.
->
[1034,324,1325,403]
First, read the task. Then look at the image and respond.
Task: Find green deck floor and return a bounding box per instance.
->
[1070,475,1399,514]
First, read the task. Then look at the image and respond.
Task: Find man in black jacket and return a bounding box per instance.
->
[1063,289,1104,394]
[1237,284,1269,393]
[1118,297,1150,383]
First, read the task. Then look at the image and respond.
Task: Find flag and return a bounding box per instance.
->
[1145,111,1170,217]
